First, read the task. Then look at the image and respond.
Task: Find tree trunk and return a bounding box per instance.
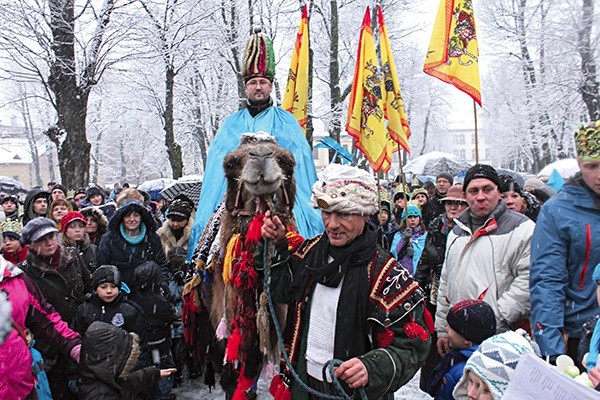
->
[328,0,341,161]
[419,107,431,156]
[20,96,43,187]
[164,66,183,178]
[577,0,600,121]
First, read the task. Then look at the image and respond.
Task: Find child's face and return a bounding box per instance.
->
[66,220,85,241]
[2,237,22,253]
[466,371,494,400]
[446,325,471,350]
[96,282,119,303]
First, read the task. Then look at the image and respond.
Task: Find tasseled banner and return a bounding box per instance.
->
[223,234,242,285]
[232,367,255,400]
[423,307,435,334]
[404,313,429,342]
[377,327,395,347]
[204,361,215,392]
[216,314,230,340]
[226,326,241,363]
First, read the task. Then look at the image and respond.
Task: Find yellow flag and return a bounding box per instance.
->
[346,7,391,172]
[282,5,309,134]
[423,0,482,106]
[378,6,411,154]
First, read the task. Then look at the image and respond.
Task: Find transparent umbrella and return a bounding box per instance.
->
[0,176,28,195]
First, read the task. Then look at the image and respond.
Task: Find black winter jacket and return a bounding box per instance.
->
[73,292,141,334]
[98,202,169,288]
[78,321,160,400]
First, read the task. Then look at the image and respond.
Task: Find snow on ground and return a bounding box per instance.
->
[173,369,431,399]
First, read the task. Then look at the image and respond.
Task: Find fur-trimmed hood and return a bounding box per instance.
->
[108,202,156,233]
[79,206,109,234]
[79,321,141,393]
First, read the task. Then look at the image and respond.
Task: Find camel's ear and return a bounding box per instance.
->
[277,149,296,209]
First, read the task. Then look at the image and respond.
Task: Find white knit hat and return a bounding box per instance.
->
[311,164,378,216]
[453,329,541,400]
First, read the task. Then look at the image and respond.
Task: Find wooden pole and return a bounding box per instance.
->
[473,100,479,164]
[397,143,407,193]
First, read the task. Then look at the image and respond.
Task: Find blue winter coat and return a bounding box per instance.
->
[530,174,600,358]
[434,345,477,400]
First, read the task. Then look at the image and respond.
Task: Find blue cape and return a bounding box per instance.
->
[187,106,324,261]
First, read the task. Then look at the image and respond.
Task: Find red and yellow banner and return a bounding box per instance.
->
[378,6,411,153]
[282,5,309,134]
[346,7,392,172]
[423,0,482,106]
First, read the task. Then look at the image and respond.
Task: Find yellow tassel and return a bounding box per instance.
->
[223,234,241,285]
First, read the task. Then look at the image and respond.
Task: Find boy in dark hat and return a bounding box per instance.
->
[73,264,140,335]
[1,194,20,221]
[427,299,496,399]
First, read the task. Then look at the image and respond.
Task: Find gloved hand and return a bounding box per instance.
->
[402,228,413,240]
[405,246,414,258]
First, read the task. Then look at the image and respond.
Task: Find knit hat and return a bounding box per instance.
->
[498,174,524,195]
[0,220,22,241]
[523,178,545,191]
[453,330,541,400]
[21,217,58,244]
[463,164,500,191]
[441,185,467,203]
[0,195,19,206]
[446,299,496,345]
[411,188,429,201]
[401,202,422,220]
[86,186,104,200]
[74,188,87,198]
[167,198,193,220]
[242,28,276,83]
[92,265,122,289]
[60,211,86,233]
[593,263,600,283]
[574,120,600,161]
[437,172,454,184]
[311,164,378,215]
[51,184,68,198]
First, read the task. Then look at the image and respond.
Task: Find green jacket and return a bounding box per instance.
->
[259,235,431,400]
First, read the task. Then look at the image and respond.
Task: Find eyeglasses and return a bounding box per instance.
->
[444,200,467,207]
[246,79,271,87]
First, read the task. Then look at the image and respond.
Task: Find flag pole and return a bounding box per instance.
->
[473,100,479,163]
[398,143,407,192]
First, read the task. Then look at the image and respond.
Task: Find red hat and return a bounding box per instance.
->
[60,211,86,233]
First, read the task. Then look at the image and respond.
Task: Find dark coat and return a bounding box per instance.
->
[78,321,160,400]
[415,214,453,293]
[19,246,92,330]
[422,190,445,227]
[22,189,50,226]
[98,202,169,288]
[73,292,141,335]
[60,233,99,274]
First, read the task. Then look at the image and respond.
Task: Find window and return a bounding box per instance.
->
[456,134,465,145]
[456,149,466,159]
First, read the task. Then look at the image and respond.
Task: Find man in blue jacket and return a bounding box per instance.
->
[530,120,600,366]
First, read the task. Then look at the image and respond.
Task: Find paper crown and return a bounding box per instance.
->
[575,120,600,161]
[242,27,276,83]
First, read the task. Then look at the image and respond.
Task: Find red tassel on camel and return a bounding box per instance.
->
[226,326,241,363]
[232,367,255,400]
[423,307,435,334]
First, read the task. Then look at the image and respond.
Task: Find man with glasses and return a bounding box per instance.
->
[188,29,322,262]
[434,164,535,359]
[261,163,430,400]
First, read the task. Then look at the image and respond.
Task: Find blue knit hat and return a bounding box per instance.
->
[401,203,422,220]
[593,263,600,283]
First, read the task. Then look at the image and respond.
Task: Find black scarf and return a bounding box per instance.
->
[246,97,273,117]
[299,227,377,360]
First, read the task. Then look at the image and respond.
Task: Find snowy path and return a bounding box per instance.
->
[173,370,431,399]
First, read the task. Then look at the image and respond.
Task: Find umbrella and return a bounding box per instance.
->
[137,178,176,201]
[160,175,203,204]
[403,151,471,177]
[0,176,28,196]
[537,159,579,180]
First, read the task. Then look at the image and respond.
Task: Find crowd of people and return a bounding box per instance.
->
[1,27,600,400]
